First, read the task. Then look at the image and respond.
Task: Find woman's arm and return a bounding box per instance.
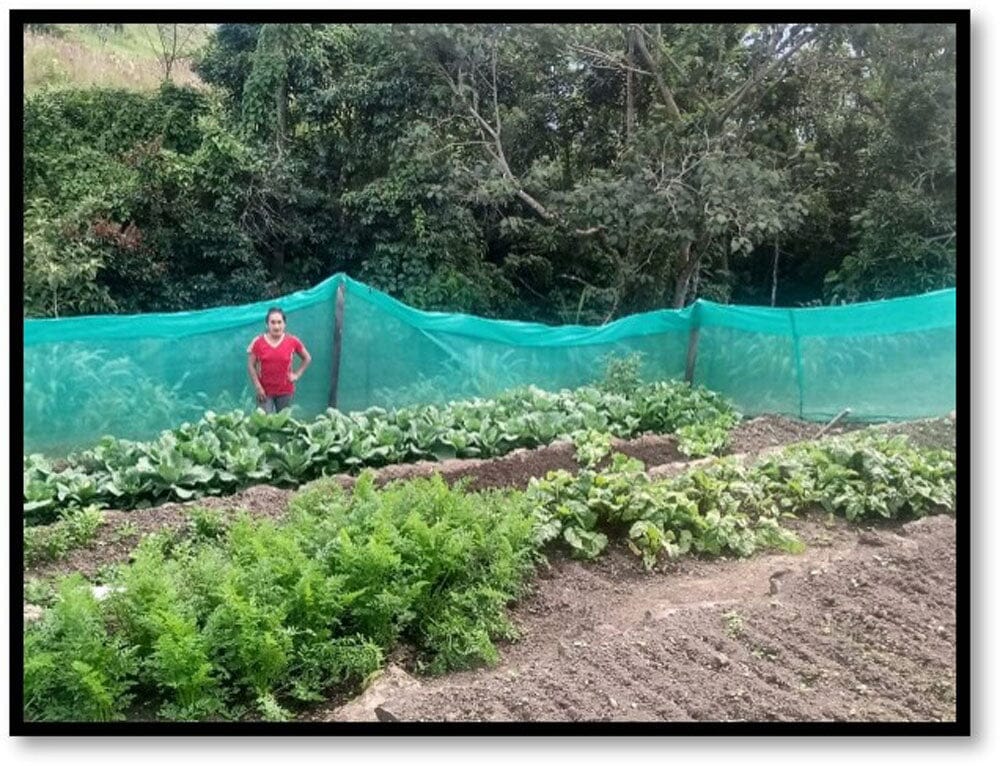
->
[290,343,312,382]
[247,352,266,400]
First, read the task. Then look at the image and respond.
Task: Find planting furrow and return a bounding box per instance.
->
[359,514,955,723]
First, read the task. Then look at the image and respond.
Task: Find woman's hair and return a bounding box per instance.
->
[265,306,286,324]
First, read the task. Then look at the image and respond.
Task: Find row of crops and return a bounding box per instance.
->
[24,379,739,524]
[24,427,955,722]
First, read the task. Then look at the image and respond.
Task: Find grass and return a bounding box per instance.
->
[23,24,212,93]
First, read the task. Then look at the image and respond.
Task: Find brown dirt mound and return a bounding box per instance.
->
[319,512,956,723]
[726,414,830,453]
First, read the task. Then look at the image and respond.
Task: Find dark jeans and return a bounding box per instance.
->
[262,394,293,413]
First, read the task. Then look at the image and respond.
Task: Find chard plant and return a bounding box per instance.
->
[529,430,803,569]
[752,433,956,521]
[530,430,954,570]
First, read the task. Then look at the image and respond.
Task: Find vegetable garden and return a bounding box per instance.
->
[18,19,961,728]
[21,355,957,724]
[12,16,969,733]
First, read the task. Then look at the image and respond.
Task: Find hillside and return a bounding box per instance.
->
[23,23,213,92]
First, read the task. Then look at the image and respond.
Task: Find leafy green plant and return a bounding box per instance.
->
[147,608,224,720]
[599,352,645,396]
[723,610,744,638]
[185,506,229,543]
[536,431,698,566]
[26,380,740,521]
[676,421,736,458]
[24,575,138,721]
[255,691,293,722]
[111,520,140,543]
[754,432,956,521]
[24,578,58,608]
[530,427,952,571]
[528,440,804,570]
[25,469,537,721]
[24,505,104,566]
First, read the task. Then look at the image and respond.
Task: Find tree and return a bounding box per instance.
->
[24,22,957,319]
[823,24,956,302]
[424,23,818,311]
[143,24,200,82]
[193,24,262,106]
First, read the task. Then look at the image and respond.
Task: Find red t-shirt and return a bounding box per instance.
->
[248,334,305,396]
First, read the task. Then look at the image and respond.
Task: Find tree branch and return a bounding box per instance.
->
[630,25,682,121]
[439,54,615,240]
[715,26,817,127]
[490,36,502,141]
[633,25,715,114]
[569,42,654,77]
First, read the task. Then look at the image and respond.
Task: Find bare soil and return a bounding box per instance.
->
[322,512,955,723]
[22,415,958,724]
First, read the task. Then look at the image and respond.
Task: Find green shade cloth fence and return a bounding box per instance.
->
[23,275,956,456]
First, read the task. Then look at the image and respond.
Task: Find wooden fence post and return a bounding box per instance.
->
[684,327,700,384]
[329,281,346,409]
[684,301,702,384]
[788,308,806,419]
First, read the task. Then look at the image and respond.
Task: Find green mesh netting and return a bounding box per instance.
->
[23,274,956,455]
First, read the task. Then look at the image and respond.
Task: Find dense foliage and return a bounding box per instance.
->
[25,474,538,721]
[531,429,954,568]
[23,22,956,320]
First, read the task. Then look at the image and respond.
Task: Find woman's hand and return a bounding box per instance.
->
[289,371,300,383]
[255,385,267,403]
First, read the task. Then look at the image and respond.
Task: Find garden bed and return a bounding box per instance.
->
[323,416,958,723]
[22,414,957,723]
[23,414,849,584]
[322,512,956,723]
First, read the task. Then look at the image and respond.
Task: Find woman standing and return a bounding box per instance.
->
[247,307,312,413]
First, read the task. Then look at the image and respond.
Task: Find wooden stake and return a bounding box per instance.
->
[329,282,346,409]
[771,241,779,307]
[816,408,852,438]
[684,326,700,384]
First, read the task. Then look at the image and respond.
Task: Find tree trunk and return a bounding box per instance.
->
[672,241,697,308]
[272,246,285,281]
[167,24,177,82]
[625,26,636,140]
[276,71,288,156]
[274,29,289,157]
